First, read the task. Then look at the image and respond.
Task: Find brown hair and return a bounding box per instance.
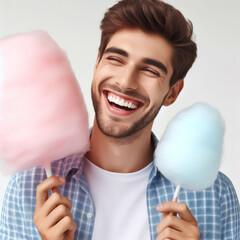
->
[99,0,197,87]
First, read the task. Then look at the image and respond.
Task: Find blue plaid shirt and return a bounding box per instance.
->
[1,135,239,240]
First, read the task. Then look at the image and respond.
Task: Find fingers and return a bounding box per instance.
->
[156,201,200,240]
[157,201,197,225]
[38,214,76,240]
[47,204,73,228]
[35,192,72,223]
[38,204,75,235]
[156,226,189,240]
[34,176,76,239]
[156,214,198,237]
[54,215,77,236]
[36,176,65,211]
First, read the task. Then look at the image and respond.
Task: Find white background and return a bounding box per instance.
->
[0,0,239,215]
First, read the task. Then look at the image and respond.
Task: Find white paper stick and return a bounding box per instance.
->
[172,185,181,202]
[46,168,52,178]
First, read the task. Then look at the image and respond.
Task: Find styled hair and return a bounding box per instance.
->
[99,0,197,87]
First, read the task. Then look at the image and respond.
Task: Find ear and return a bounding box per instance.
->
[94,52,101,73]
[163,79,184,106]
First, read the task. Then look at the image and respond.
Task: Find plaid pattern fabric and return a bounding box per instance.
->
[1,135,239,240]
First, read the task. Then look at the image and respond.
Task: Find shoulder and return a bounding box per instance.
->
[8,152,84,186]
[214,173,240,237]
[214,171,237,194]
[214,171,239,207]
[4,166,46,204]
[216,171,234,185]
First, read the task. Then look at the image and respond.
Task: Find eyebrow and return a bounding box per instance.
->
[104,47,128,57]
[104,47,168,75]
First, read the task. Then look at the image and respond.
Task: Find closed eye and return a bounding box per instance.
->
[140,67,160,77]
[106,56,124,65]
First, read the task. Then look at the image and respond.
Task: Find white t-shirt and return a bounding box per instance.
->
[83,159,153,240]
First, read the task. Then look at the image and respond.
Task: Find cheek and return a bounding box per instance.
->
[144,82,169,106]
[93,66,110,85]
[91,76,100,99]
[142,80,163,96]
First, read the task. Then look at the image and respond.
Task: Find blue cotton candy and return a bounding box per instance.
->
[154,103,225,191]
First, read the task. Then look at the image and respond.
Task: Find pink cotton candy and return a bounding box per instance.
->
[0,31,89,175]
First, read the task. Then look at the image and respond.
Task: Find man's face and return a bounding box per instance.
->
[91,28,179,139]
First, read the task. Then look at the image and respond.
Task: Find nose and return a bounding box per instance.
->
[116,64,138,91]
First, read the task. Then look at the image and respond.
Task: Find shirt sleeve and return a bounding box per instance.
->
[0,171,41,240]
[0,174,27,239]
[219,172,240,239]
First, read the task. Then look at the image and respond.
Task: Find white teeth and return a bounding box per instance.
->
[124,101,129,107]
[107,94,138,110]
[116,97,120,105]
[109,95,113,102]
[132,104,137,109]
[119,99,124,106]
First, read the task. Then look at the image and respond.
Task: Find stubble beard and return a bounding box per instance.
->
[91,85,166,140]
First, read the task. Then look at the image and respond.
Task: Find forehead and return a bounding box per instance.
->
[105,28,174,76]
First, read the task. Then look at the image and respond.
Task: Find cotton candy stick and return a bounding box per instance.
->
[169,185,181,216]
[155,103,225,202]
[0,31,90,176]
[172,185,181,202]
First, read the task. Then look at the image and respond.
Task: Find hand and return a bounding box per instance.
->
[156,201,200,240]
[34,176,76,240]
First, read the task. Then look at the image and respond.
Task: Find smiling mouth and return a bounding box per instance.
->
[104,90,143,112]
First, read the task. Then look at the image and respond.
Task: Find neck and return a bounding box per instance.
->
[86,119,154,173]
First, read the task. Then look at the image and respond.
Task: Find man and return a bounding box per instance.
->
[1,0,239,239]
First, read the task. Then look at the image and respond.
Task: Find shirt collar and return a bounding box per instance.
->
[51,131,160,179]
[51,153,85,178]
[150,132,159,178]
